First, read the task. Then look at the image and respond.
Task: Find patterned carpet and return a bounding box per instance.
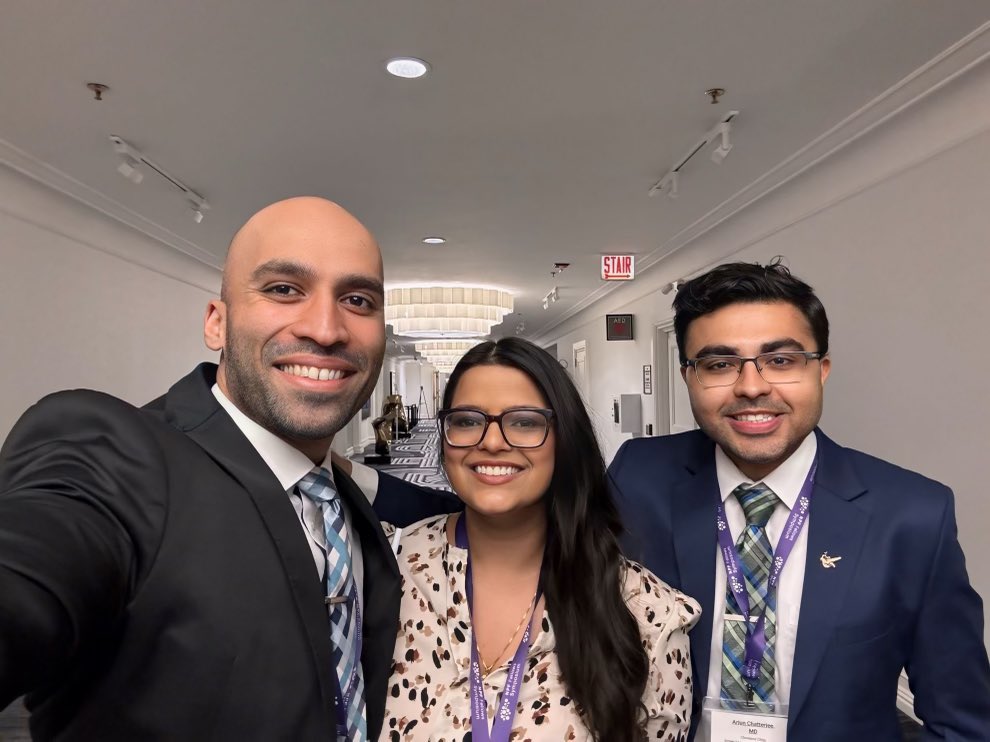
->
[363,420,452,491]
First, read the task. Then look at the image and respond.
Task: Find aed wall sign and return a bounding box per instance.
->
[601,254,635,281]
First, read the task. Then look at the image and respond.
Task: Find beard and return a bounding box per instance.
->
[221,332,382,444]
[692,398,821,477]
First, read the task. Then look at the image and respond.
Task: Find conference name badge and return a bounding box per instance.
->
[701,697,787,742]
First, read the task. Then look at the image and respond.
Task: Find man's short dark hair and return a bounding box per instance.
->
[672,258,829,364]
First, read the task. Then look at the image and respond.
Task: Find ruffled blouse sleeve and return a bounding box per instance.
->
[623,560,701,740]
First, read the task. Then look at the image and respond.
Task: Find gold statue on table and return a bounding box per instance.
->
[371,394,410,456]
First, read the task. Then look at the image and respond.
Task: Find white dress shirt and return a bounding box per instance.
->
[701,433,817,721]
[212,384,364,591]
[348,460,379,508]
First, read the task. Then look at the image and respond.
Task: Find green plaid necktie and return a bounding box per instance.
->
[720,482,780,710]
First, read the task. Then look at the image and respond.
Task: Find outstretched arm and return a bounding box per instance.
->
[0,392,164,708]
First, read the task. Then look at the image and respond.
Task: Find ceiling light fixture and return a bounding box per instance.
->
[648,111,739,197]
[431,359,457,373]
[414,340,480,369]
[109,135,210,223]
[385,286,514,338]
[422,236,446,245]
[386,57,430,79]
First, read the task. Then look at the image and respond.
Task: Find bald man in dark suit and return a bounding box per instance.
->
[0,197,452,740]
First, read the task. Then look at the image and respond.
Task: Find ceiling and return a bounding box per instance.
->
[2,1,989,341]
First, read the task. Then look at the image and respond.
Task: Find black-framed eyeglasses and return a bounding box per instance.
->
[437,407,555,448]
[682,351,825,388]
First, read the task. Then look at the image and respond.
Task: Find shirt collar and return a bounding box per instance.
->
[714,432,817,510]
[212,384,333,492]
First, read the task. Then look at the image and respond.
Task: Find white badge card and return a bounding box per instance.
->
[701,698,787,742]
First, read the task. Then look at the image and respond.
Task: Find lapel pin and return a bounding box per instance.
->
[820,551,842,569]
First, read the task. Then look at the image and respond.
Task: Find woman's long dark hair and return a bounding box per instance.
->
[440,337,648,740]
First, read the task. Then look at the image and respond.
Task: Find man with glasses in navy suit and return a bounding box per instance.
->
[609,260,989,740]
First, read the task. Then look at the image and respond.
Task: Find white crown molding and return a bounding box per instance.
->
[0,136,220,269]
[536,19,990,340]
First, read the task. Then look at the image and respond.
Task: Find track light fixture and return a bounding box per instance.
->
[542,286,560,310]
[116,156,144,184]
[189,195,209,224]
[710,122,732,164]
[648,111,739,198]
[109,135,210,223]
[112,137,145,183]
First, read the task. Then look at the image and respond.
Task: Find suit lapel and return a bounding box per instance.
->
[787,431,869,728]
[672,447,719,699]
[158,365,336,719]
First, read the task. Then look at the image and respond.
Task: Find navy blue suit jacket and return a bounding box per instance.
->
[608,428,990,740]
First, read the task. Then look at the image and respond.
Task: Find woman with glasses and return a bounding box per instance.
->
[383,338,698,741]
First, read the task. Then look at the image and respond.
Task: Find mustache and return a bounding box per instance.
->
[723,404,788,416]
[264,342,369,371]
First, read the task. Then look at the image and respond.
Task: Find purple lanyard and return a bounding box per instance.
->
[715,460,817,685]
[329,578,361,740]
[455,516,543,742]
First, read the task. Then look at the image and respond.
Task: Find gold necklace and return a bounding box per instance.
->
[478,590,539,678]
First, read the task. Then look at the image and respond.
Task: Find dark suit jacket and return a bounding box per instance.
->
[0,363,449,740]
[608,428,990,740]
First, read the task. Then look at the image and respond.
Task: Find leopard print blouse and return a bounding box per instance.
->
[383,514,700,741]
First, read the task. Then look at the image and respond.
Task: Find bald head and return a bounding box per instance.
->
[221,197,381,302]
[204,196,387,460]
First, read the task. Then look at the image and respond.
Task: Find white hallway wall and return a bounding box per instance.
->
[0,161,384,456]
[0,165,221,440]
[543,58,990,646]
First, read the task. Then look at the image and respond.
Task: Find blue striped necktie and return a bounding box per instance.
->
[720,482,780,710]
[297,466,367,742]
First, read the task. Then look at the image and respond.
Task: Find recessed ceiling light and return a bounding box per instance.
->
[386,57,430,79]
[422,236,446,245]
